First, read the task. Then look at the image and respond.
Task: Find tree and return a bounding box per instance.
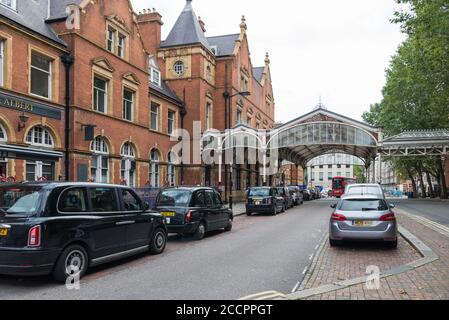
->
[363,0,449,198]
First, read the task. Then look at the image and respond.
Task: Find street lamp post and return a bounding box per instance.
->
[223,90,251,210]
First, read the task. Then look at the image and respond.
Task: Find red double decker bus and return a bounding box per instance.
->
[331,176,356,198]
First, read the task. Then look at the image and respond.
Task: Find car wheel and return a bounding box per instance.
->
[194,222,206,241]
[150,228,167,255]
[386,239,398,249]
[246,211,252,216]
[329,239,342,247]
[53,244,88,284]
[224,218,233,232]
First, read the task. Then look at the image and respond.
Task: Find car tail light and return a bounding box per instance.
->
[28,225,41,247]
[380,214,396,222]
[331,213,347,221]
[186,211,191,223]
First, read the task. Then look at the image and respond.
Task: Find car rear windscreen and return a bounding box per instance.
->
[0,186,43,215]
[347,186,382,195]
[248,188,270,197]
[339,199,388,211]
[157,190,191,207]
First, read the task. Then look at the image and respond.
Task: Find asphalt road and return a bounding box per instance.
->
[391,199,449,227]
[0,201,331,300]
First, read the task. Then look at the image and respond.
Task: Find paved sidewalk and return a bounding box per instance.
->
[232,202,247,217]
[290,211,449,300]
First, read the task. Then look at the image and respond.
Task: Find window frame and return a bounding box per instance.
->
[117,33,126,59]
[150,149,161,188]
[0,0,17,10]
[57,187,89,214]
[0,39,4,87]
[0,123,6,142]
[30,51,52,100]
[173,61,185,76]
[122,88,134,122]
[26,126,54,148]
[167,110,176,135]
[91,137,110,184]
[150,102,160,131]
[93,75,108,114]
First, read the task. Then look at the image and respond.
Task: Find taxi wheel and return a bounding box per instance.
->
[150,228,167,255]
[224,218,233,232]
[53,244,88,284]
[194,222,206,241]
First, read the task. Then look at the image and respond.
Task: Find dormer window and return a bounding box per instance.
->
[149,56,161,87]
[0,0,16,10]
[150,68,161,86]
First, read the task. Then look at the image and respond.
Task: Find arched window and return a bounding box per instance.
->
[167,152,176,187]
[26,126,54,147]
[150,149,160,188]
[121,142,136,187]
[0,123,6,142]
[91,137,109,183]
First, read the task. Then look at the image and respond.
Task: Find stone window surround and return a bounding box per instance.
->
[28,45,59,102]
[105,20,129,61]
[0,32,11,89]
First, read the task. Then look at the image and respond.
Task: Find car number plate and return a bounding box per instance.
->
[166,218,171,225]
[353,221,374,227]
[0,228,8,236]
[161,212,176,217]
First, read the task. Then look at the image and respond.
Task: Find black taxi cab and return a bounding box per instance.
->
[0,182,167,282]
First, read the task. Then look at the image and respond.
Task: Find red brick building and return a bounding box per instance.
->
[151,0,276,198]
[0,0,67,182]
[1,0,276,193]
[50,0,183,187]
[1,0,183,187]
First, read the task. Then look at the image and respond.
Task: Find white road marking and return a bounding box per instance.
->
[291,281,301,293]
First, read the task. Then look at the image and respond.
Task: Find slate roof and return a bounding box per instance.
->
[161,0,211,51]
[207,34,239,56]
[150,81,183,105]
[47,0,83,21]
[0,0,67,46]
[253,67,264,83]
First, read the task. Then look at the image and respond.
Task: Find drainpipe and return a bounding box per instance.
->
[180,88,187,185]
[61,54,74,182]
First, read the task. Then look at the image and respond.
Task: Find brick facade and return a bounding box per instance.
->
[0,5,67,182]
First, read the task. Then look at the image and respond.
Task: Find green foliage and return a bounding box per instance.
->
[362,0,449,136]
[353,165,367,183]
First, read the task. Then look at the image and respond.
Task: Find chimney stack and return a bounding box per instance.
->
[137,9,163,53]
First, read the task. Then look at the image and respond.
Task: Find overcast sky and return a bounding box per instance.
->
[131,0,406,123]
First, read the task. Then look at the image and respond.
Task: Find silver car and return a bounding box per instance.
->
[345,184,385,199]
[329,194,398,248]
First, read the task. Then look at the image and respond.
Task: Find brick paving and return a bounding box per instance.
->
[298,213,449,300]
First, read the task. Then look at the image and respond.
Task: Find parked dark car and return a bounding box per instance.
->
[302,189,311,201]
[314,187,322,199]
[0,182,167,282]
[246,187,285,216]
[288,186,304,206]
[276,187,294,210]
[155,187,233,240]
